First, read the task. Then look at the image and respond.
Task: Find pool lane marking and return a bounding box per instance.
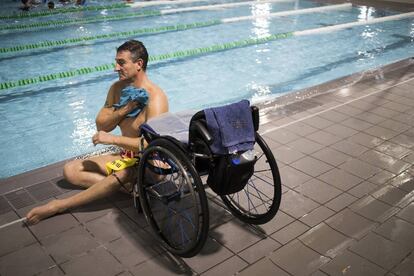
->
[294,11,414,36]
[159,0,294,14]
[0,217,27,230]
[0,3,351,54]
[260,75,414,135]
[127,0,212,8]
[1,10,413,90]
[0,0,294,32]
[222,3,351,23]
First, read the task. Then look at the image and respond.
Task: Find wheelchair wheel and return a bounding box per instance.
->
[137,138,209,258]
[220,133,282,225]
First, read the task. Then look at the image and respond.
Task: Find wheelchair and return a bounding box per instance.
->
[132,104,282,258]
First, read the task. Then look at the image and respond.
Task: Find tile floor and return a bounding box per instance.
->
[0,59,413,276]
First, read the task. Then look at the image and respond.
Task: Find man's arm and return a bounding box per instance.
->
[92,131,144,152]
[95,84,138,132]
[96,104,136,132]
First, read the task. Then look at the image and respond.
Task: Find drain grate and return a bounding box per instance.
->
[0,196,12,215]
[26,181,62,201]
[4,189,35,209]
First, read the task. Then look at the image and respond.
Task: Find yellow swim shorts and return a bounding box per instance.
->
[106,157,138,175]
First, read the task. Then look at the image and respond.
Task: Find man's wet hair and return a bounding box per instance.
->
[117,40,149,71]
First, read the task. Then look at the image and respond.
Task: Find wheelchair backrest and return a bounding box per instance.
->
[188,105,259,155]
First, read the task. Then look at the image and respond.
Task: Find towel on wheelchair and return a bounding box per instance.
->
[204,99,255,154]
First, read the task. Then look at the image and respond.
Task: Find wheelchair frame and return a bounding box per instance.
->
[133,106,282,257]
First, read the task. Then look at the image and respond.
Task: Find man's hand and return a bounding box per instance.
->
[118,101,139,117]
[92,131,116,146]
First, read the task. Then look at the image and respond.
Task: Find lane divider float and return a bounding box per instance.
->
[0,0,245,20]
[0,0,293,32]
[0,20,220,54]
[0,32,293,90]
[0,3,128,20]
[1,10,413,90]
[0,10,161,32]
[0,4,351,54]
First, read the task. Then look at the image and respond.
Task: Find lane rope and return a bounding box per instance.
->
[0,0,218,21]
[0,20,221,54]
[0,10,162,32]
[0,3,128,20]
[0,32,293,90]
[0,0,294,32]
[0,4,351,54]
[1,10,413,91]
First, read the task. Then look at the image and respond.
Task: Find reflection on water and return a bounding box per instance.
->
[248,81,272,101]
[248,3,272,101]
[250,2,271,39]
[69,99,96,153]
[357,6,384,61]
[358,6,376,21]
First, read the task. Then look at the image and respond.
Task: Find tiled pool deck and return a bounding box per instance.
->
[1,57,414,275]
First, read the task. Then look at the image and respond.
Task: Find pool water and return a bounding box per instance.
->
[0,0,413,178]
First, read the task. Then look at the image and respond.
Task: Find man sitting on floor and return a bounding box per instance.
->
[26,40,169,224]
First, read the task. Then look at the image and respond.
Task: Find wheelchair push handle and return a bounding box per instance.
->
[193,120,213,145]
[251,106,259,132]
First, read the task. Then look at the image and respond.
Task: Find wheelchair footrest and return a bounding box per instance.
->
[146,186,182,204]
[146,180,191,204]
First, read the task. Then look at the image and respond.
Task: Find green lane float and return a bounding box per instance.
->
[0,0,295,32]
[0,32,293,91]
[0,3,128,20]
[0,20,220,54]
[0,10,162,32]
[0,3,352,47]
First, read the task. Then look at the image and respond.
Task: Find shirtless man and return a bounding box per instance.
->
[26,40,168,224]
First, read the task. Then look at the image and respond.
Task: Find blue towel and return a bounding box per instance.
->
[205,100,255,154]
[113,86,149,118]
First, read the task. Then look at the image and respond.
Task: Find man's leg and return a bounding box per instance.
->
[63,154,120,188]
[26,167,136,224]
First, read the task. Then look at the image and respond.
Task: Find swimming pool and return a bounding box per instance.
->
[0,0,413,178]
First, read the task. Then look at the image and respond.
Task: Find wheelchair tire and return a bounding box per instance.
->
[220,133,282,225]
[137,138,209,258]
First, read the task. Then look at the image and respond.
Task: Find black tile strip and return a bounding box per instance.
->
[4,189,35,209]
[26,181,62,201]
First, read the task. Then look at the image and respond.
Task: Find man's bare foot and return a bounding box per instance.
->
[26,200,65,225]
